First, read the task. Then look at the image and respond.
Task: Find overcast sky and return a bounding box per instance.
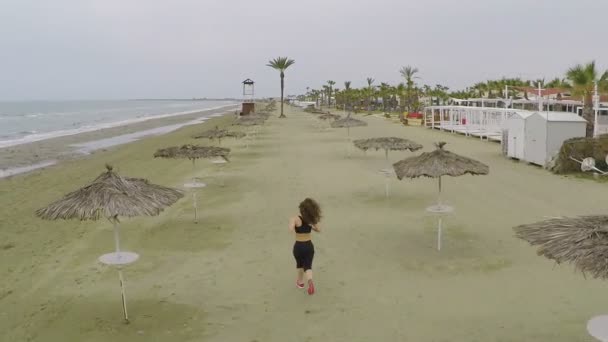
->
[0,0,606,101]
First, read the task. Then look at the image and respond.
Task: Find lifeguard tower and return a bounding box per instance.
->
[241,79,255,115]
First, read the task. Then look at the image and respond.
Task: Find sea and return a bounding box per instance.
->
[0,100,237,148]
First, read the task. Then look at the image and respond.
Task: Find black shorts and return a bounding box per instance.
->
[293,241,315,271]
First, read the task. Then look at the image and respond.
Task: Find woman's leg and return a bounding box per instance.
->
[294,243,305,287]
[304,269,313,281]
[297,268,305,284]
[305,242,315,294]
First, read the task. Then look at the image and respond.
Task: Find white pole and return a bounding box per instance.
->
[594,81,599,138]
[193,191,198,223]
[113,221,121,253]
[112,221,129,323]
[437,217,443,251]
[385,176,389,198]
[118,269,129,323]
[538,82,542,111]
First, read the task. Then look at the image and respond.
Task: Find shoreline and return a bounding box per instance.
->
[0,104,239,178]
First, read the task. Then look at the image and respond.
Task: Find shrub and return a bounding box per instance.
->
[552,135,608,174]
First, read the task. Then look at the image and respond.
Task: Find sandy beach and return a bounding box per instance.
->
[1,105,607,341]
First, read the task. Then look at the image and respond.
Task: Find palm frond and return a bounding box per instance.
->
[266,56,295,71]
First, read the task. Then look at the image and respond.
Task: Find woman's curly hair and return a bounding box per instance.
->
[299,198,322,225]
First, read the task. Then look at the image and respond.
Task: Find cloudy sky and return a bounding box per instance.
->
[0,0,606,100]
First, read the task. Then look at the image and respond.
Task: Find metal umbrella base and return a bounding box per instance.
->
[379,168,394,198]
[211,159,227,187]
[588,315,608,342]
[426,204,454,251]
[184,181,206,223]
[98,221,140,324]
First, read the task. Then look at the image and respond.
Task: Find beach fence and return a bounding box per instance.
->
[423,106,519,142]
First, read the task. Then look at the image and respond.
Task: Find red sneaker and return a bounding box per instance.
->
[296,280,305,289]
[307,280,315,295]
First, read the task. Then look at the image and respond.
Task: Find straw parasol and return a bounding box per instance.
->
[232,117,265,148]
[393,142,489,250]
[514,215,608,280]
[330,116,368,157]
[36,164,183,323]
[313,113,340,131]
[354,137,423,197]
[318,113,340,121]
[330,116,368,137]
[193,126,246,145]
[354,137,423,167]
[154,144,230,222]
[514,215,608,341]
[393,141,489,205]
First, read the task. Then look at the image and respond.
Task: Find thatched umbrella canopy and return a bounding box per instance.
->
[330,116,368,139]
[154,144,230,161]
[318,113,340,121]
[233,117,264,126]
[393,142,489,204]
[354,137,422,153]
[154,145,228,222]
[515,215,608,340]
[193,126,246,145]
[514,215,608,280]
[355,137,423,165]
[232,116,266,148]
[36,165,183,221]
[35,164,183,322]
[331,116,367,128]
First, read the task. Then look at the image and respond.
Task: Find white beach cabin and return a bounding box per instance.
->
[504,111,533,159]
[523,112,587,166]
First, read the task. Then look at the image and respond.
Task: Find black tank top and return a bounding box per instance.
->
[295,216,313,234]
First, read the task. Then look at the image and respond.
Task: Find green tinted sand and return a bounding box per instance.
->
[0,108,606,341]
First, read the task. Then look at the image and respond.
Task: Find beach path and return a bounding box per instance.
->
[0,108,606,341]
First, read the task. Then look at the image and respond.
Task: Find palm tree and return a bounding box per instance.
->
[545,77,571,89]
[343,81,352,116]
[396,83,406,112]
[326,80,336,107]
[399,66,419,113]
[378,83,392,112]
[567,61,608,137]
[322,85,330,109]
[366,78,375,114]
[267,56,295,118]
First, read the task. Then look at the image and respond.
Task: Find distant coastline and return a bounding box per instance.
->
[129,98,248,101]
[0,104,238,178]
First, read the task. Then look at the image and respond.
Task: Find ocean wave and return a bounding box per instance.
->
[0,103,238,149]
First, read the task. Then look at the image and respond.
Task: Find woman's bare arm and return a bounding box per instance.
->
[312,223,321,232]
[288,216,296,232]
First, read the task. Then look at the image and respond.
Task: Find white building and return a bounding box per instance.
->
[504,111,533,159]
[523,112,586,167]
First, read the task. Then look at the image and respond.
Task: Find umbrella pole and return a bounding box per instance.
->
[437,217,443,251]
[437,176,442,206]
[193,191,198,223]
[112,221,129,323]
[385,149,389,169]
[190,159,199,223]
[191,159,196,183]
[385,175,389,198]
[346,127,352,158]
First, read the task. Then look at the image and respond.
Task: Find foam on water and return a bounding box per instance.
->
[0,161,57,179]
[0,102,238,148]
[71,116,213,154]
[0,108,231,179]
